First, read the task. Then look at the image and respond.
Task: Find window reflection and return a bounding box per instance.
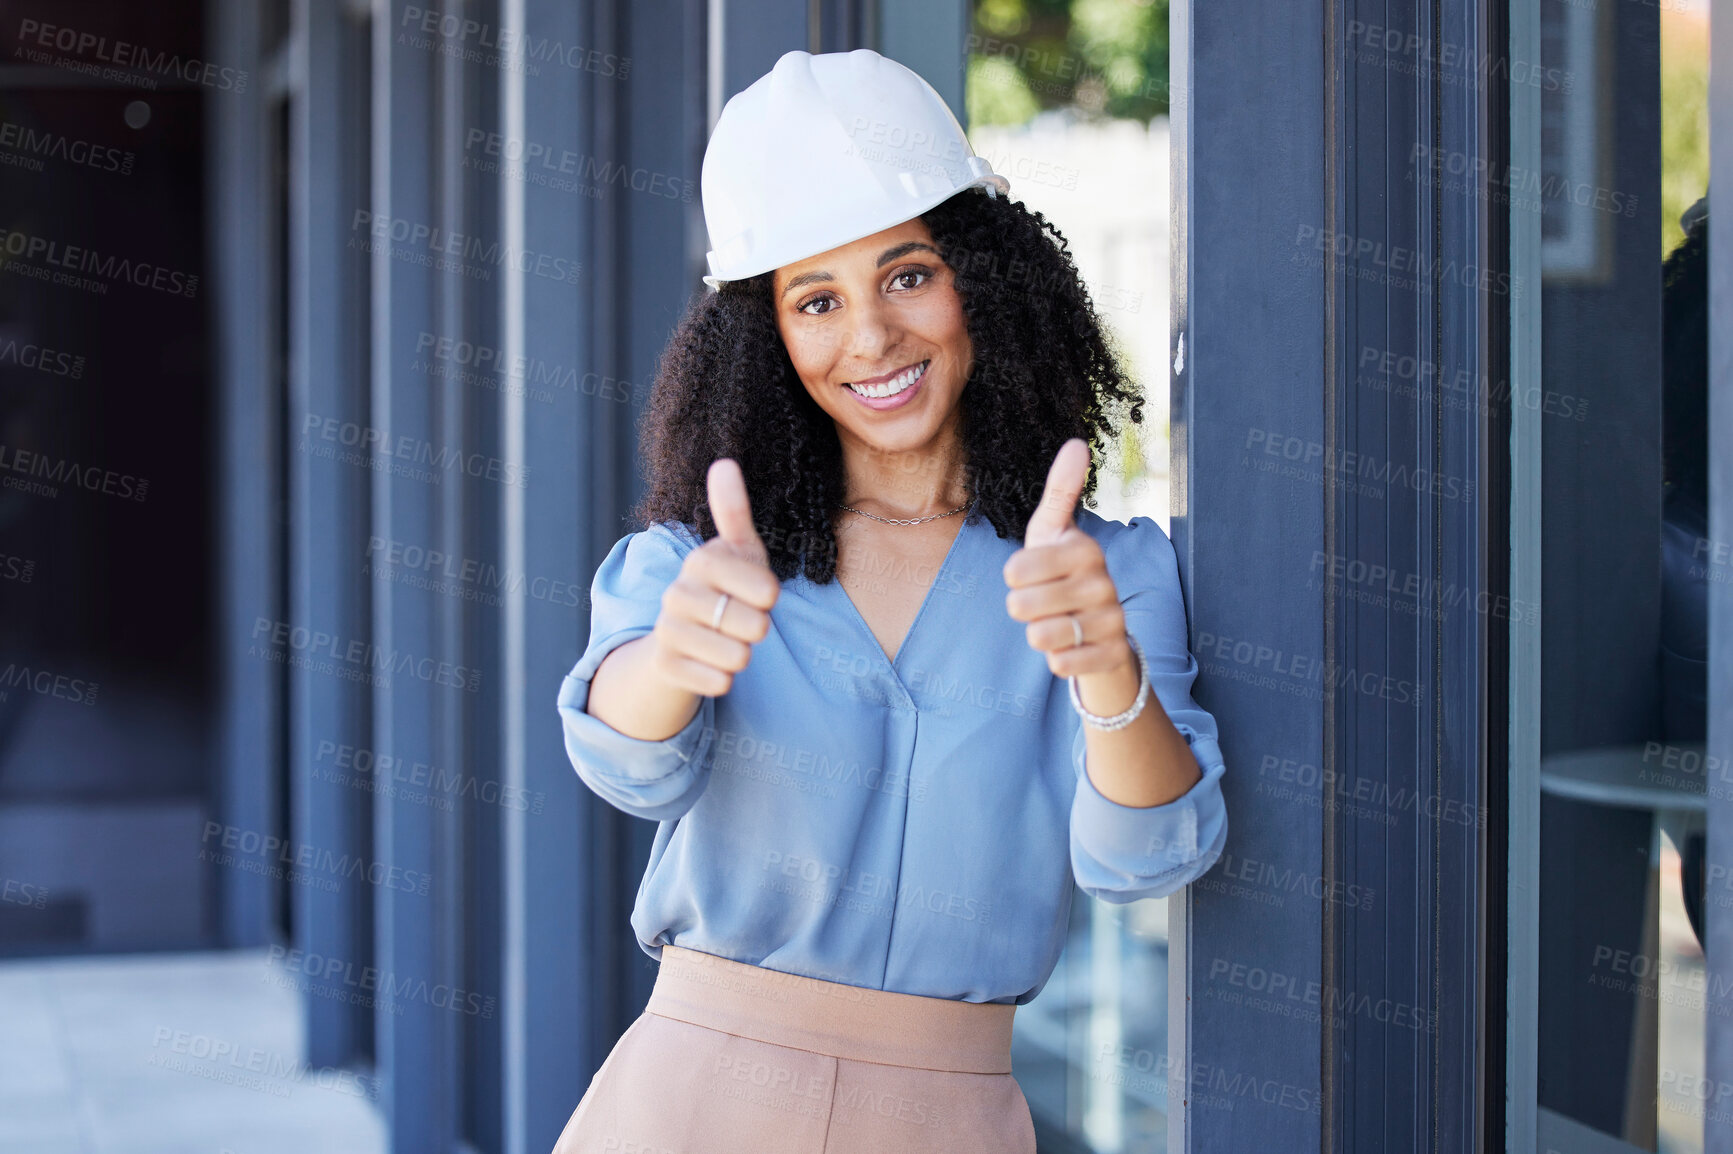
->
[1528,1,1711,1150]
[965,2,1177,1148]
[1013,894,1171,1152]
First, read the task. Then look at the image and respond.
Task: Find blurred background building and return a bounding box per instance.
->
[0,0,1725,1152]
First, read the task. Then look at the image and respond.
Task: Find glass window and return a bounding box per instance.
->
[1510,1,1713,1150]
[965,2,1177,1148]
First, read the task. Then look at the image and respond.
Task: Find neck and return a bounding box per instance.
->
[836,418,970,518]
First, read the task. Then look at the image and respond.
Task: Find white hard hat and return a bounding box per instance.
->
[700,49,1010,290]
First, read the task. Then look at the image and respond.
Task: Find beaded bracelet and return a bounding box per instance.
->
[1069,633,1150,731]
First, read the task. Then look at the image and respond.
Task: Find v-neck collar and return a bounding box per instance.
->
[826,504,977,675]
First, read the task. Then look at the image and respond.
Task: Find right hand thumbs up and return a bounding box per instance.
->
[649,458,781,698]
[706,458,770,568]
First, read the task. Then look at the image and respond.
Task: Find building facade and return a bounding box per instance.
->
[4,0,1718,1151]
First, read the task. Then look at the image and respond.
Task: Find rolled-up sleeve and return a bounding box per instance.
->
[557,522,718,822]
[1070,516,1228,903]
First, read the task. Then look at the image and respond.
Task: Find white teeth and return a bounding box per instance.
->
[848,361,927,400]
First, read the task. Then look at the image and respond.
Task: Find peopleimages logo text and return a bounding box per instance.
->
[15,20,249,91]
[0,227,198,297]
[201,822,432,896]
[249,616,482,692]
[0,337,85,379]
[0,443,148,501]
[1294,225,1514,297]
[350,211,581,285]
[398,8,629,78]
[267,944,497,1019]
[0,121,134,174]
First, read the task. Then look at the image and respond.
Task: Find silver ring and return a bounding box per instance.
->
[1069,615,1085,649]
[710,592,731,631]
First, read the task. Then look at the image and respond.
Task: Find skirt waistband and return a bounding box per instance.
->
[645,945,1015,1074]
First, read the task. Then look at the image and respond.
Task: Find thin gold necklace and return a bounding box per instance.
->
[837,501,969,526]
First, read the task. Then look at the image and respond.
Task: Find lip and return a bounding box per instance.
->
[849,359,926,387]
[842,359,929,412]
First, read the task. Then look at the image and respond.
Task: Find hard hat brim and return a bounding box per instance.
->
[701,175,1010,292]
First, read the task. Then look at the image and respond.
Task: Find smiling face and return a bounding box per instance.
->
[772,217,974,468]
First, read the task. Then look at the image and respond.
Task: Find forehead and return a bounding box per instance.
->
[772,217,936,292]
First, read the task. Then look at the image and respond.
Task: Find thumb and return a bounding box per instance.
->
[1024,438,1088,547]
[706,458,768,564]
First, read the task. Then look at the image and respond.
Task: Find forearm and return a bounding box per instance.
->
[1075,656,1201,808]
[586,636,703,742]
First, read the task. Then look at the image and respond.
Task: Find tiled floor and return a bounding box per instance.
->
[0,950,385,1154]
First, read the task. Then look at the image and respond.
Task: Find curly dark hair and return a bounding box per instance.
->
[632,187,1145,583]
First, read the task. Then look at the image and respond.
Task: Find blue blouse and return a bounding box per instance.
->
[556,506,1229,1005]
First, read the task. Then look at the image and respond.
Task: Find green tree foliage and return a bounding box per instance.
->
[1659,13,1709,258]
[967,0,1171,127]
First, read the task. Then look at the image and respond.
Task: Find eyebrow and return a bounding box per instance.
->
[780,241,941,299]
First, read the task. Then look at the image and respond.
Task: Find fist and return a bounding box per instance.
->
[651,458,781,697]
[1002,438,1133,679]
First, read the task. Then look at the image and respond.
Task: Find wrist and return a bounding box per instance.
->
[1075,636,1140,716]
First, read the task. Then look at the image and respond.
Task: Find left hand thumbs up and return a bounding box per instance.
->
[1003,439,1133,679]
[1023,438,1089,547]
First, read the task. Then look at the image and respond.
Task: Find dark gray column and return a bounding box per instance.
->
[369,3,461,1149]
[1172,0,1503,1148]
[878,0,967,121]
[1329,0,1501,1143]
[289,0,374,1070]
[209,0,285,949]
[717,0,807,113]
[1167,0,1327,1147]
[497,0,607,1149]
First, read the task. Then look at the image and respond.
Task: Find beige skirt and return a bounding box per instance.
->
[551,944,1037,1154]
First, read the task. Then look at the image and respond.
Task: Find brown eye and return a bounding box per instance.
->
[797,294,836,316]
[889,268,930,292]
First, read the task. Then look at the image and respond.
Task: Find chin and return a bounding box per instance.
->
[834,404,955,454]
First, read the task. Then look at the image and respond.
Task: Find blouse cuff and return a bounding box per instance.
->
[1070,723,1229,894]
[557,630,717,817]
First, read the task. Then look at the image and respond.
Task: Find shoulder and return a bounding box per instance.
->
[1074,508,1181,596]
[608,519,705,561]
[594,520,705,590]
[1075,507,1173,556]
[639,519,705,554]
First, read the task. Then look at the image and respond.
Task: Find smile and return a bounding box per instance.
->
[844,360,929,403]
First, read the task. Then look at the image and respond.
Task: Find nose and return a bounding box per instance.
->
[837,291,900,367]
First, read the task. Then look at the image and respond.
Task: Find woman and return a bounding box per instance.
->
[553,48,1228,1154]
